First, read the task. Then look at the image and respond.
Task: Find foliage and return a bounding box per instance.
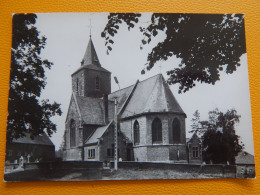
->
[199,108,243,164]
[190,110,201,134]
[102,13,246,93]
[7,14,62,142]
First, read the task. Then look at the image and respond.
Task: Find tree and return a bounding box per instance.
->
[199,109,243,164]
[190,110,201,134]
[7,14,62,142]
[102,13,246,93]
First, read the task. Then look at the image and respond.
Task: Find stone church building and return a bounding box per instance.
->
[63,37,202,164]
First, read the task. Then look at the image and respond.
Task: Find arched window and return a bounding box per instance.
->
[70,119,76,147]
[95,76,100,90]
[152,117,162,143]
[134,120,140,145]
[172,118,181,143]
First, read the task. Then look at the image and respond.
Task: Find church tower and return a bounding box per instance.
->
[71,37,111,98]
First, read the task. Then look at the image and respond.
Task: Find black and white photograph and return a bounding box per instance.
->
[4,13,255,181]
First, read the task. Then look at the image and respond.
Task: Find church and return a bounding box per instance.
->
[63,37,202,163]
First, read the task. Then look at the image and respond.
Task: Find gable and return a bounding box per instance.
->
[236,151,255,164]
[65,93,81,124]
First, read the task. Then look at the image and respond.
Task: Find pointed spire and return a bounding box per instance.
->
[81,38,101,66]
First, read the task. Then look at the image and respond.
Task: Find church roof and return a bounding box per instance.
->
[187,132,201,143]
[121,74,185,118]
[72,74,185,125]
[108,84,135,113]
[82,37,101,66]
[235,151,255,165]
[75,95,114,125]
[85,121,113,144]
[72,38,110,76]
[11,133,54,146]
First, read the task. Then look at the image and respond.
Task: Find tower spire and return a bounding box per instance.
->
[81,38,100,66]
[89,18,92,38]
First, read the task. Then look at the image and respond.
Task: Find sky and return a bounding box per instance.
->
[35,13,254,154]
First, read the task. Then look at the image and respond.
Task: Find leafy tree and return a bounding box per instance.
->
[200,109,243,164]
[7,14,62,142]
[102,13,246,93]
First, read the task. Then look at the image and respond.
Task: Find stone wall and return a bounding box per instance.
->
[119,113,188,162]
[84,69,111,98]
[115,162,237,178]
[120,116,146,145]
[99,125,127,162]
[72,71,85,96]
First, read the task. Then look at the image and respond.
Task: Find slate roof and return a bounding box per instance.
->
[82,37,101,66]
[121,74,185,118]
[12,133,54,146]
[108,84,135,114]
[72,38,110,76]
[187,132,201,143]
[74,74,185,125]
[85,121,113,144]
[236,151,255,165]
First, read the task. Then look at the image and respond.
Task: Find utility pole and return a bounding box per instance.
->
[114,97,118,171]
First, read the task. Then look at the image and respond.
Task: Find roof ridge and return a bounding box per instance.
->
[110,83,135,94]
[138,73,162,83]
[110,74,162,95]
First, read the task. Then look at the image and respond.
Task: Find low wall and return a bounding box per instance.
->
[112,162,236,178]
[4,161,103,181]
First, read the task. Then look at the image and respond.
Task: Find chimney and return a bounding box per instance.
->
[103,94,108,124]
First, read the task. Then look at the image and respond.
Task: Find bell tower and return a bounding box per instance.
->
[71,37,111,98]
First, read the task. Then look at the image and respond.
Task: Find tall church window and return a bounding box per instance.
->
[95,76,100,90]
[192,147,199,158]
[134,120,140,145]
[152,117,162,143]
[70,119,76,147]
[76,78,79,95]
[172,118,181,143]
